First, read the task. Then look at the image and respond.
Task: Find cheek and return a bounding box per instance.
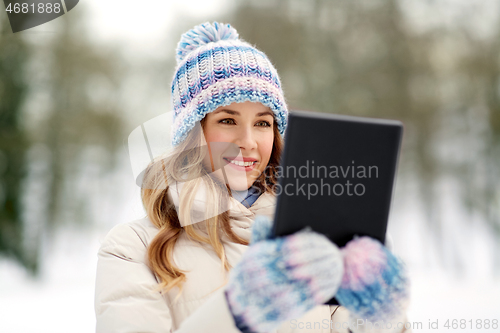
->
[203,128,238,171]
[259,134,274,163]
[204,129,226,143]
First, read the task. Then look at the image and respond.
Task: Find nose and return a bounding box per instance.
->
[235,124,258,151]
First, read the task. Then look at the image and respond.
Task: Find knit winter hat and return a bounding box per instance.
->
[170,22,288,146]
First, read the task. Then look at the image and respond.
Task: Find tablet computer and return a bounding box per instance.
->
[272,110,403,305]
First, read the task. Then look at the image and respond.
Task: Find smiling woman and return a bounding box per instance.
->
[201,101,276,191]
[94,21,410,333]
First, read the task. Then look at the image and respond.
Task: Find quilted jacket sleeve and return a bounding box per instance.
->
[94,223,243,333]
[94,223,173,332]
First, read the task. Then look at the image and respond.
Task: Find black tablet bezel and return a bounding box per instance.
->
[271,110,403,305]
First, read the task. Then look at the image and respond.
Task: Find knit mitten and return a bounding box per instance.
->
[335,237,410,332]
[224,215,344,333]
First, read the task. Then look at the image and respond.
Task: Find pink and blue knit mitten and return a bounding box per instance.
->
[224,215,344,333]
[335,236,410,324]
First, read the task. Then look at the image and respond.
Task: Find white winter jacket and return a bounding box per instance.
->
[94,189,409,333]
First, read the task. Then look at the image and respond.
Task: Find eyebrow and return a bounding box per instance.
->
[213,109,274,117]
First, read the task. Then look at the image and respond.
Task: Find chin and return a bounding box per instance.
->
[227,177,256,191]
[227,181,251,191]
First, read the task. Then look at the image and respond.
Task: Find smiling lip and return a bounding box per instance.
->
[223,157,258,172]
[224,157,258,162]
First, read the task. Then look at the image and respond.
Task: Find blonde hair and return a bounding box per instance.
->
[142,117,283,297]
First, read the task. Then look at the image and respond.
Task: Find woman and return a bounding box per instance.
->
[95,22,410,333]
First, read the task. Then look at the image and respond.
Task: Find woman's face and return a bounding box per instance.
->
[202,101,275,191]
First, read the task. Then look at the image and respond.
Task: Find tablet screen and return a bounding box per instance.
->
[272,111,403,248]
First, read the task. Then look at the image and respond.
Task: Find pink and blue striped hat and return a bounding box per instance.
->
[171,22,288,146]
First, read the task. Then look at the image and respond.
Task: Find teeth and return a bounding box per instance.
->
[228,159,256,167]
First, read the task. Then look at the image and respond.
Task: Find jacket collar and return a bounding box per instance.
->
[225,190,277,243]
[167,179,277,229]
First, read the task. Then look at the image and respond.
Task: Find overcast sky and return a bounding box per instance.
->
[84,0,232,56]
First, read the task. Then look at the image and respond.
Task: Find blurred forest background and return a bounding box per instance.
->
[0,0,499,331]
[229,0,500,274]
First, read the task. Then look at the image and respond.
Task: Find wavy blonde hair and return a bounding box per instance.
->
[142,116,283,297]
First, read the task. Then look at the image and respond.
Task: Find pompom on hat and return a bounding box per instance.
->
[170,22,288,146]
